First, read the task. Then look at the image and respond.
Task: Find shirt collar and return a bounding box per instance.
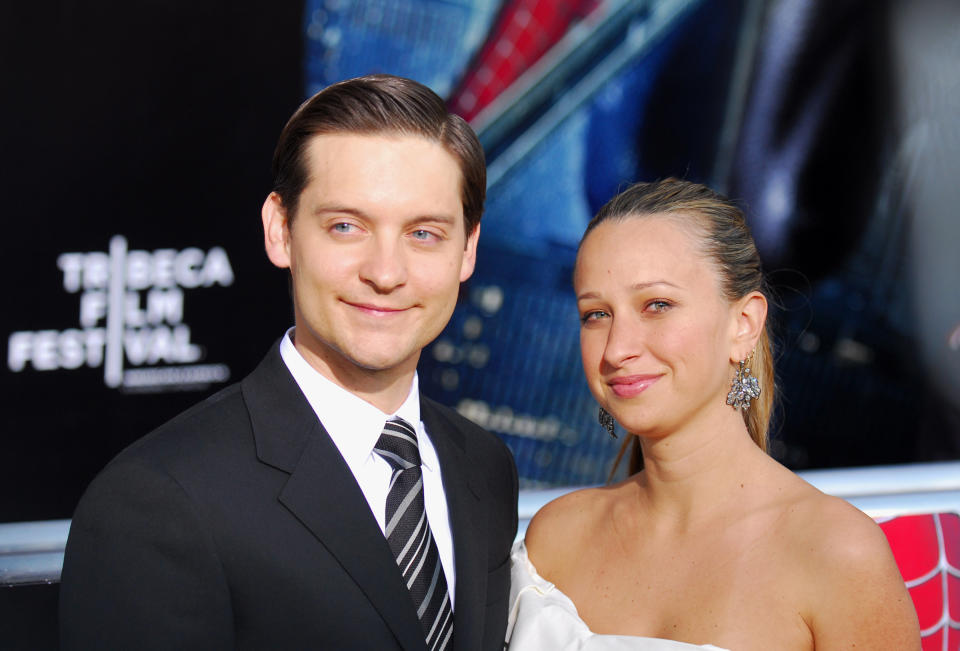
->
[278,328,433,471]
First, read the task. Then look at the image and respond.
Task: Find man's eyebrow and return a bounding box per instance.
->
[408,214,458,225]
[312,205,366,218]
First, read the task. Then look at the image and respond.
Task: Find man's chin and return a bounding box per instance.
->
[341,348,419,375]
[298,335,423,379]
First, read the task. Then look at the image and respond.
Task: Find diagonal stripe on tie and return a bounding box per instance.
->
[374,417,453,650]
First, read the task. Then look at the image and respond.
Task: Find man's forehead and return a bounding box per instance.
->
[297,132,464,221]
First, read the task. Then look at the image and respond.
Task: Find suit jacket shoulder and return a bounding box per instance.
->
[61,344,427,650]
[61,343,520,651]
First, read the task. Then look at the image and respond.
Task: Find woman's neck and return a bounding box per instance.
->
[630,410,768,531]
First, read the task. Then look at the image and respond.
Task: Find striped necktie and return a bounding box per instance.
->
[374,417,454,651]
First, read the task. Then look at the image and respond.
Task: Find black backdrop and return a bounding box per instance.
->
[2,1,307,523]
[2,4,308,644]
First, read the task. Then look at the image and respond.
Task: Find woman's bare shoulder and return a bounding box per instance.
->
[524,482,627,577]
[777,480,921,649]
[525,485,614,544]
[780,480,892,563]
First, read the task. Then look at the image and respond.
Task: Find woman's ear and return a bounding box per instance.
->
[729,291,767,362]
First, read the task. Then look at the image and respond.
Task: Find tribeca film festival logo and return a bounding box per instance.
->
[7,235,234,391]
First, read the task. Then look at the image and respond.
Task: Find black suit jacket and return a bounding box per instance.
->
[59,343,518,650]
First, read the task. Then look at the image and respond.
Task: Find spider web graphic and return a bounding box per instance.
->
[877,513,960,650]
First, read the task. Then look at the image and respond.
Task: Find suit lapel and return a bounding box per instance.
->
[241,344,427,651]
[278,435,428,651]
[422,398,488,651]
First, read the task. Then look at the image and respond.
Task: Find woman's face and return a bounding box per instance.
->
[574,215,740,438]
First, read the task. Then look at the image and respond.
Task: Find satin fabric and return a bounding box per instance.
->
[506,541,729,651]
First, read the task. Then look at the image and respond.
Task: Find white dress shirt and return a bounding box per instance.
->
[279,329,456,607]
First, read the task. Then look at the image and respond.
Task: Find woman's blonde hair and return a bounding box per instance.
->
[579,178,776,476]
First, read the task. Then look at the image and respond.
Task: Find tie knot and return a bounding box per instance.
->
[374,417,421,470]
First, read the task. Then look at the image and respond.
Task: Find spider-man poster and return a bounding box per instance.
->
[2,0,959,525]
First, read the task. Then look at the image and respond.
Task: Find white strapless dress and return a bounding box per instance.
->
[506,542,729,651]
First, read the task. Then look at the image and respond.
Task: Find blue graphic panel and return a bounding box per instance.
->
[304,0,501,97]
[297,0,957,485]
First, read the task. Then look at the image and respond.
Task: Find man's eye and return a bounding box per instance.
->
[411,229,437,241]
[332,223,356,233]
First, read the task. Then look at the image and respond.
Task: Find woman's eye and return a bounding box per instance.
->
[580,310,609,324]
[646,300,671,313]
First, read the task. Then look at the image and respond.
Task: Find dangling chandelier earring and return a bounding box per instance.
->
[598,407,617,439]
[726,350,761,411]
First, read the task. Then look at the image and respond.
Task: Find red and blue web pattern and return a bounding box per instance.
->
[878,514,960,650]
[448,0,600,121]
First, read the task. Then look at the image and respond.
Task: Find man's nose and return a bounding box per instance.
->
[358,236,408,293]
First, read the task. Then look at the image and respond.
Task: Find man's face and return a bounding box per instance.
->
[263,133,478,385]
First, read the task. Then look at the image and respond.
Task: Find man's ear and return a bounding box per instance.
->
[729,291,767,362]
[459,223,480,283]
[262,192,292,269]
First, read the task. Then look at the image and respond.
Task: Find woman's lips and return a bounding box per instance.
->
[608,374,661,398]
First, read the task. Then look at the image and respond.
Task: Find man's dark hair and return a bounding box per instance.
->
[271,74,486,234]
